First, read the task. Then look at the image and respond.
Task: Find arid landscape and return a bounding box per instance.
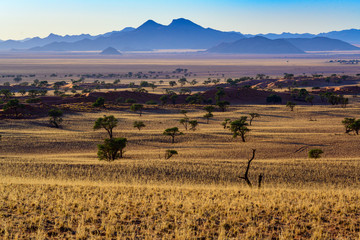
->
[1,54,360,238]
[2,0,360,237]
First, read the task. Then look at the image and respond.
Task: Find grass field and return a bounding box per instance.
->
[1,102,360,238]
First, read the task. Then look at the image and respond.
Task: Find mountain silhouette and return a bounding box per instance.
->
[0,33,97,51]
[283,37,360,51]
[207,36,305,54]
[248,29,360,45]
[100,47,122,55]
[30,18,245,51]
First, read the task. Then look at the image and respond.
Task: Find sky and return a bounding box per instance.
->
[1,0,360,40]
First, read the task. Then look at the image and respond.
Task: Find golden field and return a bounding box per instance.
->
[1,101,360,238]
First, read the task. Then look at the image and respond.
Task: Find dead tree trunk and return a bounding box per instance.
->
[239,149,263,188]
[239,149,256,187]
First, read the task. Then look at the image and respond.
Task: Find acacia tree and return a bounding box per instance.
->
[0,89,13,100]
[160,95,168,106]
[249,113,260,126]
[189,120,198,131]
[130,104,144,116]
[48,109,63,128]
[203,112,213,124]
[93,115,118,139]
[179,117,189,130]
[215,87,225,102]
[204,105,215,114]
[163,127,183,143]
[286,101,296,111]
[217,101,230,112]
[3,99,24,118]
[342,118,355,133]
[97,137,127,161]
[229,117,250,142]
[221,118,231,129]
[133,121,145,131]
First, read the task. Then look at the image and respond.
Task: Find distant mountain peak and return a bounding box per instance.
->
[100,47,122,55]
[137,20,163,30]
[47,33,60,38]
[169,18,202,29]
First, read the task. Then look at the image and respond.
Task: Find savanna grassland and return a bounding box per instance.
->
[1,56,360,239]
[2,104,360,239]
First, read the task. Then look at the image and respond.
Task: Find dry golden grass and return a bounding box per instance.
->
[1,103,360,238]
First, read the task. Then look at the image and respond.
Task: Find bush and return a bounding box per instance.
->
[26,98,42,103]
[125,98,137,104]
[48,109,63,128]
[93,97,105,107]
[115,97,125,104]
[165,150,178,159]
[308,149,323,159]
[266,94,282,104]
[97,138,127,161]
[146,100,158,105]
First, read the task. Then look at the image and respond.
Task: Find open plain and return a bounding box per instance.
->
[1,55,360,239]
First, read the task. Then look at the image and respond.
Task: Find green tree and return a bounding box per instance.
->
[169,81,177,87]
[305,95,314,105]
[160,95,168,105]
[130,104,144,116]
[215,87,225,102]
[93,97,105,108]
[0,89,13,100]
[19,89,27,96]
[221,118,231,129]
[266,94,282,104]
[93,115,118,139]
[342,118,356,133]
[48,109,63,128]
[3,99,24,118]
[178,77,187,87]
[349,119,360,135]
[286,101,296,111]
[133,121,145,131]
[204,105,215,113]
[163,127,183,143]
[229,117,250,142]
[97,138,127,161]
[170,94,178,105]
[179,117,189,130]
[203,112,213,124]
[180,110,188,117]
[217,101,230,112]
[249,113,260,126]
[189,120,198,131]
[308,149,323,159]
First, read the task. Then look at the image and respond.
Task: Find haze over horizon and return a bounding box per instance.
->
[1,0,360,40]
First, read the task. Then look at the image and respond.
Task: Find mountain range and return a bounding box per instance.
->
[247,29,360,45]
[0,18,359,53]
[207,36,359,54]
[29,19,244,51]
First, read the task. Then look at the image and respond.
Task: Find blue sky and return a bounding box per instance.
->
[1,0,359,40]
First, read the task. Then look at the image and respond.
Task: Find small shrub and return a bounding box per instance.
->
[165,150,178,159]
[26,98,42,103]
[146,100,158,105]
[308,149,324,159]
[93,97,105,107]
[125,98,137,104]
